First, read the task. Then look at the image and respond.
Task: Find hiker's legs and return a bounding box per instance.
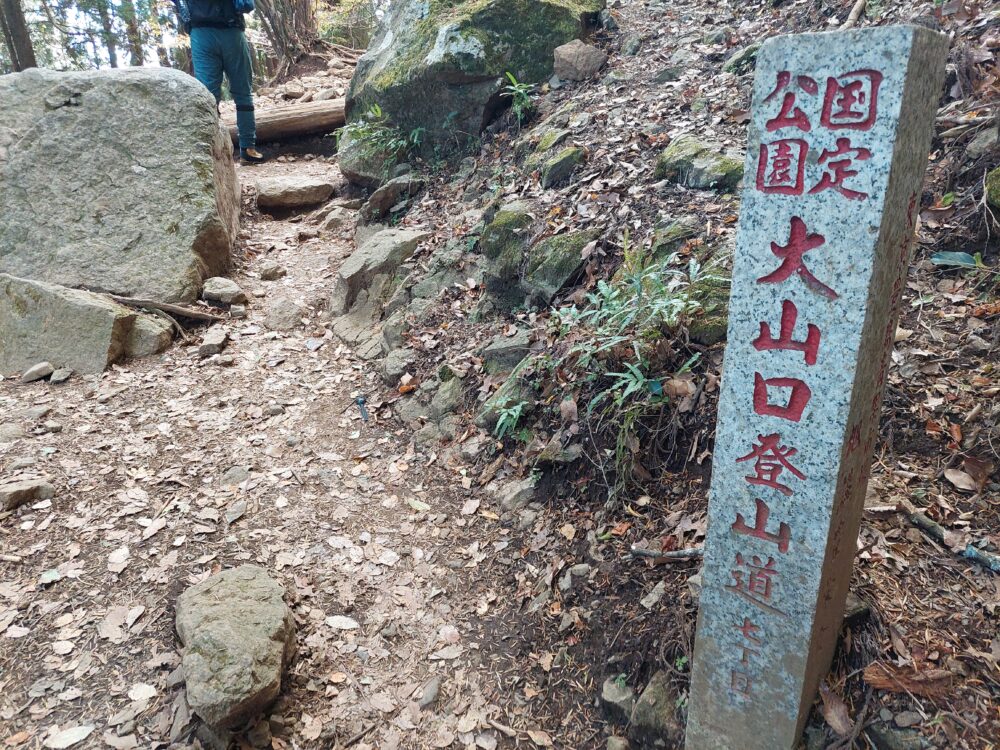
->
[189,28,224,103]
[221,29,256,150]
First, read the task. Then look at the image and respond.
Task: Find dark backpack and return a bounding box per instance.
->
[233,0,254,12]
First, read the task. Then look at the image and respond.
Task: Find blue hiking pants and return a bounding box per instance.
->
[190,27,256,150]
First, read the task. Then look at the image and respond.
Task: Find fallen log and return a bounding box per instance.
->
[222,98,346,145]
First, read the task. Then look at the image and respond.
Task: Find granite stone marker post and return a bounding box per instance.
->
[686,26,948,750]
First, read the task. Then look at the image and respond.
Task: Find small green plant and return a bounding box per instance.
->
[674,655,689,671]
[503,71,536,126]
[495,398,529,440]
[614,673,628,689]
[336,104,422,174]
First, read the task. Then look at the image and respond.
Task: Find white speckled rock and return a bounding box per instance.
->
[687,26,948,750]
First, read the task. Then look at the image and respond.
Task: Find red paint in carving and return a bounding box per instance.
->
[736,432,807,496]
[757,217,839,300]
[753,299,821,365]
[809,137,872,200]
[756,139,808,195]
[821,70,883,130]
[753,373,811,422]
[763,71,816,132]
[732,498,791,553]
[726,552,786,617]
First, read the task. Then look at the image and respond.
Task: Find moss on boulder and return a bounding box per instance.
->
[987,166,1000,210]
[654,135,743,191]
[540,146,585,188]
[523,229,597,304]
[686,274,731,345]
[346,0,603,160]
[480,203,535,310]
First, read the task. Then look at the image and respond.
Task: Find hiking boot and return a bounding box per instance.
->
[240,147,266,165]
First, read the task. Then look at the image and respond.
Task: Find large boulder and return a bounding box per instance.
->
[175,566,295,730]
[345,0,604,162]
[0,274,136,375]
[0,68,239,303]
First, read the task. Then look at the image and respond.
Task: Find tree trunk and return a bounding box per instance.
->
[119,0,144,65]
[254,0,317,67]
[221,98,345,144]
[0,0,38,70]
[95,0,118,68]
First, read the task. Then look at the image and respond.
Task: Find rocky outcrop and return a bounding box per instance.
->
[0,67,239,303]
[175,566,295,730]
[345,0,604,163]
[330,228,430,315]
[654,135,743,191]
[0,274,136,375]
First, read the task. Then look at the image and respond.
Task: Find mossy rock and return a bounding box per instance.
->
[523,229,598,304]
[686,273,731,345]
[987,166,1000,210]
[536,127,571,153]
[476,356,536,429]
[337,129,399,190]
[540,146,585,188]
[723,43,761,74]
[480,204,535,310]
[651,216,700,259]
[654,135,744,191]
[346,0,604,161]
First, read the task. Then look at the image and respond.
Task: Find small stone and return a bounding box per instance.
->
[686,571,703,603]
[655,135,743,191]
[41,420,63,434]
[198,326,228,358]
[966,126,998,160]
[320,207,354,232]
[125,314,173,359]
[498,476,536,511]
[894,711,922,729]
[430,377,463,419]
[723,43,761,74]
[599,8,618,30]
[607,738,630,750]
[21,362,54,383]
[218,354,235,367]
[0,478,55,511]
[600,676,635,726]
[622,35,642,56]
[220,466,251,486]
[654,66,683,83]
[267,403,285,416]
[381,348,417,384]
[230,305,247,319]
[482,330,531,374]
[202,277,247,305]
[418,675,442,709]
[540,146,586,189]
[175,566,295,729]
[629,671,681,746]
[640,580,666,609]
[259,261,287,281]
[49,368,73,384]
[554,40,608,81]
[264,297,304,332]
